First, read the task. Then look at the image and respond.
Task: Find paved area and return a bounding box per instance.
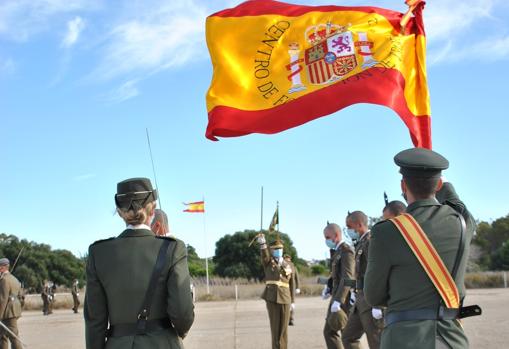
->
[18,288,509,348]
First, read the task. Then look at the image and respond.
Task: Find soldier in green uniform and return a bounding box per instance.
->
[71,279,80,314]
[322,223,355,349]
[365,148,477,349]
[84,178,194,349]
[256,234,295,349]
[41,282,50,316]
[284,254,300,326]
[0,258,23,349]
[342,211,382,349]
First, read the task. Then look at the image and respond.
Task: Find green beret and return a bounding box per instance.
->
[394,148,449,178]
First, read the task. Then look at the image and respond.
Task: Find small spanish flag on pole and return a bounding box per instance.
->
[183,201,205,213]
[205,0,431,148]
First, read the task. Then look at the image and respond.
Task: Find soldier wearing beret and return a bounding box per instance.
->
[342,211,383,349]
[256,234,295,349]
[322,223,355,349]
[365,148,477,349]
[0,258,23,349]
[84,178,194,349]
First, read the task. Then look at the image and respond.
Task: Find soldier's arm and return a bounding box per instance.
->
[436,182,475,230]
[166,239,195,338]
[332,247,355,304]
[364,225,391,307]
[0,279,8,318]
[289,267,295,303]
[260,245,271,266]
[294,265,301,289]
[84,247,108,349]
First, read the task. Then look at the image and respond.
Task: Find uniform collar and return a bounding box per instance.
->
[119,228,155,238]
[406,197,440,213]
[359,230,370,242]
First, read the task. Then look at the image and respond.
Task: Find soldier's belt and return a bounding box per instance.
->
[384,305,482,327]
[265,280,290,288]
[107,318,172,337]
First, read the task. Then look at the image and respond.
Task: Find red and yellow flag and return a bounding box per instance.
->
[205,0,431,148]
[183,201,205,213]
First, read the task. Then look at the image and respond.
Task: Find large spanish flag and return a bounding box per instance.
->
[205,0,431,148]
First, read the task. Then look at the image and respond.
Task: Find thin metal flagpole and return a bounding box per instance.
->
[146,128,162,210]
[203,196,210,294]
[260,186,264,232]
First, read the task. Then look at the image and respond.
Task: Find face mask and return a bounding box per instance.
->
[325,239,337,249]
[345,228,360,241]
[272,249,283,258]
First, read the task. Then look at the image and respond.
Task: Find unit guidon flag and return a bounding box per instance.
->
[205,0,431,148]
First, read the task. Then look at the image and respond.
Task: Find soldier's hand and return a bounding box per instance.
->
[291,303,295,311]
[256,234,266,245]
[330,301,341,313]
[321,285,331,300]
[295,288,301,295]
[371,308,383,319]
[349,291,356,305]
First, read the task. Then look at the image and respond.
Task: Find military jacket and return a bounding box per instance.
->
[84,228,195,349]
[355,232,370,289]
[260,247,295,304]
[0,272,22,320]
[330,242,355,305]
[72,284,79,296]
[365,183,474,349]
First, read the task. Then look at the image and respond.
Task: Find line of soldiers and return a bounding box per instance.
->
[255,148,478,349]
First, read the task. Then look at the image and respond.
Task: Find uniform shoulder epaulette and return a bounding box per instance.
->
[90,237,115,246]
[341,243,355,254]
[155,235,176,241]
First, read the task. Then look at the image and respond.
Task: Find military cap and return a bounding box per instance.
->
[0,258,10,266]
[115,177,158,210]
[270,237,284,249]
[394,148,449,178]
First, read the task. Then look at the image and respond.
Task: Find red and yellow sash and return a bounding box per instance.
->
[390,213,460,309]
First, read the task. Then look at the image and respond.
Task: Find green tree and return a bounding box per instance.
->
[473,215,509,269]
[213,230,302,280]
[491,240,509,270]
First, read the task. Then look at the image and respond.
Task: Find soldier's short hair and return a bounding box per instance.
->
[324,223,341,233]
[404,176,441,199]
[383,200,407,216]
[347,211,368,226]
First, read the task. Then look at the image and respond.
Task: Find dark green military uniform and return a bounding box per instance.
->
[284,257,300,325]
[342,232,382,349]
[72,281,80,314]
[259,237,295,349]
[41,285,49,315]
[84,177,194,349]
[324,242,355,349]
[365,148,475,349]
[0,266,23,349]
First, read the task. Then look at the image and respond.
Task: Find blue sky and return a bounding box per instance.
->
[1,0,508,261]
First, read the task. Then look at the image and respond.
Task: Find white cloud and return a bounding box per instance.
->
[0,0,97,41]
[103,79,140,103]
[89,0,206,83]
[62,16,85,48]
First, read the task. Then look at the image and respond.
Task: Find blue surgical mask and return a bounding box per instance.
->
[272,249,283,258]
[325,239,337,249]
[345,228,360,241]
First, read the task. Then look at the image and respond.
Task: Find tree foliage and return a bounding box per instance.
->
[472,214,509,270]
[0,234,85,292]
[213,230,302,280]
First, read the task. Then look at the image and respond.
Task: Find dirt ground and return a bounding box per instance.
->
[17,288,509,348]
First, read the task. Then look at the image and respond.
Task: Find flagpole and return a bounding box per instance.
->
[277,201,280,232]
[146,128,162,210]
[203,196,210,294]
[260,186,264,232]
